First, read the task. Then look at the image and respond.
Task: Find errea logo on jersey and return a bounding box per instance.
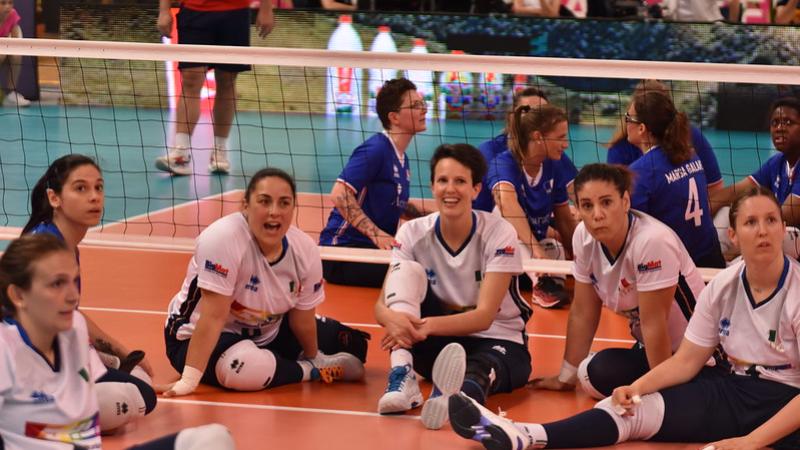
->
[245,275,260,292]
[637,260,662,273]
[205,260,229,277]
[719,317,731,336]
[495,246,515,257]
[31,391,55,404]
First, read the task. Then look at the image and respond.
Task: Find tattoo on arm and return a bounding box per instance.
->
[336,187,382,241]
[403,202,423,220]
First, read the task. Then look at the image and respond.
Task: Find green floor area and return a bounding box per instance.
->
[0,105,777,229]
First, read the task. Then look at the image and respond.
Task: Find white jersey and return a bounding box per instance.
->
[572,210,705,351]
[166,213,325,347]
[0,312,105,450]
[392,211,528,344]
[685,258,800,388]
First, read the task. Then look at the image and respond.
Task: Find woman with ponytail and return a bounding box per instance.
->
[625,90,725,269]
[23,154,157,432]
[487,103,578,308]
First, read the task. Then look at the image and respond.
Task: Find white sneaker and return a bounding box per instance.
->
[155,147,192,176]
[448,392,537,450]
[421,342,466,430]
[209,146,230,174]
[311,352,365,383]
[378,365,424,414]
[3,91,30,107]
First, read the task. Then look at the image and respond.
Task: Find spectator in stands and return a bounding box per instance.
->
[511,0,574,17]
[664,0,740,22]
[776,0,800,24]
[0,0,30,107]
[154,0,274,176]
[319,78,427,288]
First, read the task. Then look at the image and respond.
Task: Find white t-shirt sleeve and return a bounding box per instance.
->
[0,339,10,411]
[571,224,593,284]
[391,221,415,263]
[630,228,681,291]
[193,228,241,297]
[484,219,523,274]
[684,281,722,348]
[294,239,325,311]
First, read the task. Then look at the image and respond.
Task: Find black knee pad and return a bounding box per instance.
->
[465,352,502,401]
[316,317,371,363]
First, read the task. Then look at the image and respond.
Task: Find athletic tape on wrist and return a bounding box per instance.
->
[558,360,578,384]
[172,365,202,395]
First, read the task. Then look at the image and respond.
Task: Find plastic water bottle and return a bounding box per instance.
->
[438,50,473,120]
[406,38,434,117]
[367,26,398,116]
[326,15,363,115]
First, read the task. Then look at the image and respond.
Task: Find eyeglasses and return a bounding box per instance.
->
[624,113,643,124]
[399,100,428,111]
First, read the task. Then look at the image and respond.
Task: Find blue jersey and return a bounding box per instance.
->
[28,221,81,292]
[629,147,719,264]
[753,153,800,204]
[486,150,572,241]
[319,132,411,247]
[607,126,722,186]
[475,133,577,212]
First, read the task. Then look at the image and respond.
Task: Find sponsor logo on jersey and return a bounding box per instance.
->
[30,391,55,404]
[637,260,662,273]
[719,317,731,337]
[245,275,260,292]
[618,277,634,296]
[78,368,90,382]
[495,246,516,257]
[26,413,101,446]
[204,260,229,277]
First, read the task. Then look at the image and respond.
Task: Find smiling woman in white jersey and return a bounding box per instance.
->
[449,185,800,450]
[374,143,531,430]
[0,234,235,450]
[528,163,705,400]
[163,168,370,397]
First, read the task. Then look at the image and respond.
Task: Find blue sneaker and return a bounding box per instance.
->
[448,393,535,450]
[421,342,466,429]
[378,365,423,414]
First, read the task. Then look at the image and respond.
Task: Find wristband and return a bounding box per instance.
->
[557,360,578,385]
[171,365,202,396]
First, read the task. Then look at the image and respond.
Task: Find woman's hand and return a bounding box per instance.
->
[527,375,576,391]
[380,310,426,350]
[611,385,642,416]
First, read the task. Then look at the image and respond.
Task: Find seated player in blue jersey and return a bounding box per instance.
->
[474,87,578,212]
[22,154,157,432]
[319,78,427,288]
[607,80,723,194]
[528,164,705,400]
[449,186,800,450]
[488,104,578,308]
[374,144,531,431]
[625,89,726,268]
[0,234,236,450]
[711,97,800,259]
[162,168,369,397]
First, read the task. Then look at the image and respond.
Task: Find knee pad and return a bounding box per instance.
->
[464,351,504,403]
[95,381,146,432]
[784,227,800,260]
[594,393,665,442]
[215,340,277,391]
[316,315,371,363]
[175,423,235,450]
[577,353,606,400]
[383,261,426,317]
[130,365,152,387]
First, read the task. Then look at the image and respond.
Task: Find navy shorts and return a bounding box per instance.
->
[176,7,251,72]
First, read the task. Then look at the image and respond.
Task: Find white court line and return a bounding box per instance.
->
[79,306,636,344]
[159,398,420,420]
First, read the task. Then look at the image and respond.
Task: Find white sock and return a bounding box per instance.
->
[390,349,413,368]
[175,132,191,150]
[298,360,314,381]
[519,422,548,448]
[214,135,228,150]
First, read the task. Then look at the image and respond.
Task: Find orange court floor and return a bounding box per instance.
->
[77,246,702,450]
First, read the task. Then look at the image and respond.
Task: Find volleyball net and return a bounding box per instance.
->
[0,36,797,276]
